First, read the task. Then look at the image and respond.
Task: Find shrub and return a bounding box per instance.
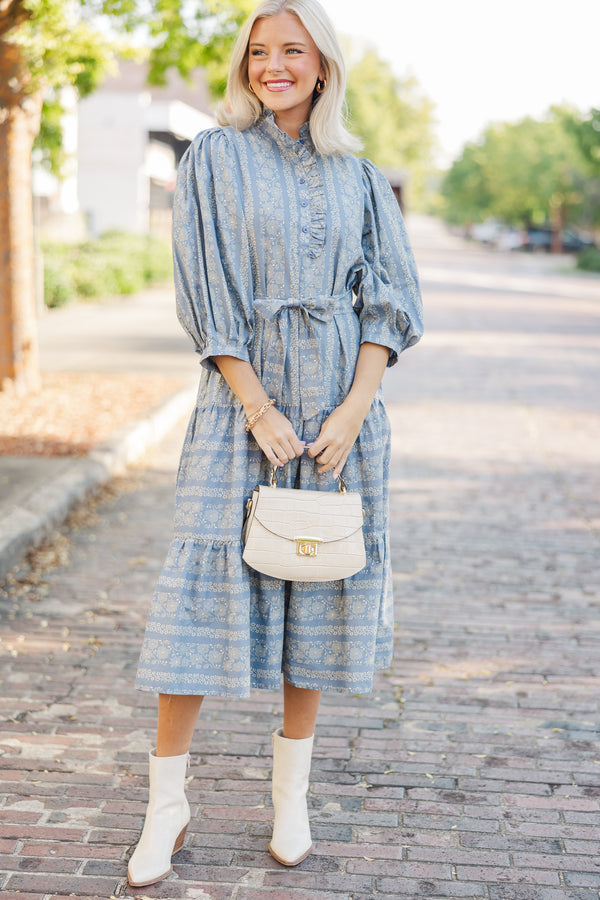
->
[70,247,117,298]
[141,236,173,284]
[577,246,600,272]
[42,231,172,308]
[95,231,172,285]
[43,258,75,308]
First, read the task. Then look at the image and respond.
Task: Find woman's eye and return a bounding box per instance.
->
[249,47,301,57]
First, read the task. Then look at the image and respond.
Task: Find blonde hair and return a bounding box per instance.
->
[217,0,362,156]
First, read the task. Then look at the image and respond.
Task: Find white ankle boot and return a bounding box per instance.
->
[127,749,190,887]
[268,728,314,866]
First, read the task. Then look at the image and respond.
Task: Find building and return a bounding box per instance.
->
[77,61,216,237]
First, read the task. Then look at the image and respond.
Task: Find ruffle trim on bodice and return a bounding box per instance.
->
[258,110,326,259]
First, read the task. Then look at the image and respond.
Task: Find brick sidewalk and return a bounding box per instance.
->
[1,226,599,899]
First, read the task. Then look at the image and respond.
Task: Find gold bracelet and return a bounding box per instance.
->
[244,398,276,433]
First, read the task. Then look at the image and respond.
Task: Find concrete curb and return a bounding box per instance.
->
[0,383,196,582]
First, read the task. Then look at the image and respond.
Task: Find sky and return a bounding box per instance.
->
[322,0,600,167]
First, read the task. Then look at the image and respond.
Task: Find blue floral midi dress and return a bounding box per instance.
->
[135,110,423,698]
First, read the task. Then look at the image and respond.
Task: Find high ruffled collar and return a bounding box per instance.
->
[258,108,313,150]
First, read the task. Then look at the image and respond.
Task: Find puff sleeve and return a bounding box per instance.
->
[172,128,254,370]
[356,159,423,365]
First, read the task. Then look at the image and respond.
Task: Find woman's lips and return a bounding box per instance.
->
[263,80,294,92]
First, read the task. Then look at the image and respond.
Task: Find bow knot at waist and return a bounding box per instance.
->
[254,291,354,323]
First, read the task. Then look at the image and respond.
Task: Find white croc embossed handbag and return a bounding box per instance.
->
[242,466,366,582]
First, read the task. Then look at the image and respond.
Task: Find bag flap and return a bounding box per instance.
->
[252,484,364,543]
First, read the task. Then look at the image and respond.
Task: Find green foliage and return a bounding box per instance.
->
[441,107,593,229]
[145,0,255,96]
[441,143,492,225]
[6,0,251,175]
[79,0,255,95]
[560,107,600,177]
[42,232,172,307]
[345,48,436,208]
[576,246,600,272]
[11,0,251,98]
[5,0,125,175]
[11,0,118,97]
[43,256,75,308]
[34,93,67,173]
[558,108,600,228]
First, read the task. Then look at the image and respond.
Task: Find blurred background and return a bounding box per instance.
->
[0,0,599,393]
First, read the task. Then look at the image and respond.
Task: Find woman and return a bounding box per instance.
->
[128,0,422,887]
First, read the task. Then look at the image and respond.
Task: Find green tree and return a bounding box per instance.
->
[441,108,588,247]
[0,0,250,393]
[559,106,600,228]
[561,107,600,175]
[345,48,436,208]
[440,142,491,226]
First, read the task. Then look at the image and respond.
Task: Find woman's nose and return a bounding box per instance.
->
[266,53,284,73]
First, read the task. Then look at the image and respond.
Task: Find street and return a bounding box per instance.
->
[1,217,599,899]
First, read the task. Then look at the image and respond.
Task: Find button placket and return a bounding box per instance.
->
[258,112,326,259]
[297,165,311,250]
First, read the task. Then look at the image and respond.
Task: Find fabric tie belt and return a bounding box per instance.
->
[253,291,355,420]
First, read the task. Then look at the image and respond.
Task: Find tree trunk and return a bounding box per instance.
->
[0,39,42,394]
[550,202,565,255]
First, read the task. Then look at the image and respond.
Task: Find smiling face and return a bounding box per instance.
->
[248,11,325,137]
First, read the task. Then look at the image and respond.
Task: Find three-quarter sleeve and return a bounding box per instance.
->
[172,128,254,370]
[356,159,423,365]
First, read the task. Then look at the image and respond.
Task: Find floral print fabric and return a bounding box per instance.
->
[135,111,423,697]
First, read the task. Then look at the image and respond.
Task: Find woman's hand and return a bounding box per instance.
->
[306,342,390,478]
[306,400,367,477]
[212,356,304,468]
[250,406,305,468]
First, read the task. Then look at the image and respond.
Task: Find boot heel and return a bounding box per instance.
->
[173,824,187,854]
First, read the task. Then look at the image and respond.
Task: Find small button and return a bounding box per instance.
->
[299,178,305,184]
[302,227,309,233]
[301,201,308,207]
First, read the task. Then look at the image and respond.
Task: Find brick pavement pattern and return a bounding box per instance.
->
[1,220,599,899]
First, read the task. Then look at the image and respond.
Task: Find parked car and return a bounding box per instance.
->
[521,228,596,253]
[522,228,553,252]
[561,230,596,253]
[493,227,526,251]
[470,219,502,244]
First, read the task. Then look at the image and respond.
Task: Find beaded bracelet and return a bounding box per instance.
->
[245,398,276,433]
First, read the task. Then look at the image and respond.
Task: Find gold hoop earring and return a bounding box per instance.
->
[248,82,255,94]
[316,78,327,94]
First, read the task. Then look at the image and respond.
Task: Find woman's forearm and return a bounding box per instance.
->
[343,341,390,415]
[213,356,269,416]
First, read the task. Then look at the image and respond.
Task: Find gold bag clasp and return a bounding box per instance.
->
[295,537,323,557]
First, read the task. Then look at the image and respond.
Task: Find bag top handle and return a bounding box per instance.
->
[268,464,348,494]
